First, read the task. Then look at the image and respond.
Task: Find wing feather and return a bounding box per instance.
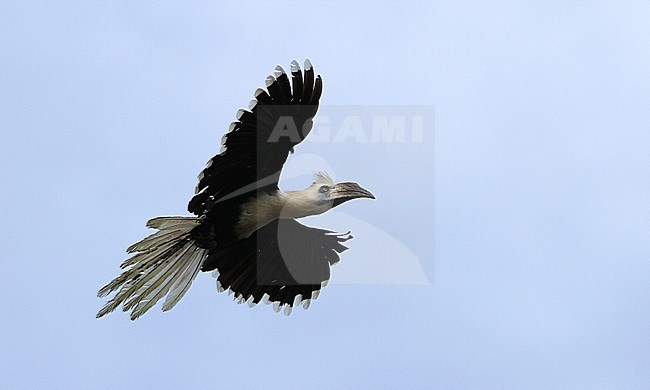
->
[189,60,323,217]
[202,219,351,315]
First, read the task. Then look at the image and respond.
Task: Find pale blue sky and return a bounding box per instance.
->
[1,1,649,389]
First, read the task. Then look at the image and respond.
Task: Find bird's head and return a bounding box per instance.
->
[310,172,375,209]
[281,172,375,219]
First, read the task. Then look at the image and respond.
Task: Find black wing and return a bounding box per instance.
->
[188,60,323,216]
[201,219,352,314]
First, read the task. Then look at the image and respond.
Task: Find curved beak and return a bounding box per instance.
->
[331,182,375,207]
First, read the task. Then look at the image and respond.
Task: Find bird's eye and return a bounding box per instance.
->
[319,185,330,193]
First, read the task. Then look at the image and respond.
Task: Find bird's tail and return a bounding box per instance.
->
[97,216,208,320]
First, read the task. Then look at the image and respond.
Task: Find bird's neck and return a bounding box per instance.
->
[280,190,330,219]
[234,189,330,239]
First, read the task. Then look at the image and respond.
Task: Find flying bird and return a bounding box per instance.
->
[97,60,374,319]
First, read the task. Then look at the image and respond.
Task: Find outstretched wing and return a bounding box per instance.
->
[189,60,323,216]
[201,219,352,315]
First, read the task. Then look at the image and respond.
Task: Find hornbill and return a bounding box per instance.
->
[97,60,374,319]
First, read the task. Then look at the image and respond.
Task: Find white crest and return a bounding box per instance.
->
[313,171,334,186]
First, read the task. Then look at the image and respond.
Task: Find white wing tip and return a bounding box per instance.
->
[290,60,300,73]
[304,59,313,70]
[274,65,286,78]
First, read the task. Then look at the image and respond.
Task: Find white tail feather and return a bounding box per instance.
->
[146,216,203,230]
[126,229,185,253]
[97,216,207,320]
[122,243,194,311]
[163,245,206,311]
